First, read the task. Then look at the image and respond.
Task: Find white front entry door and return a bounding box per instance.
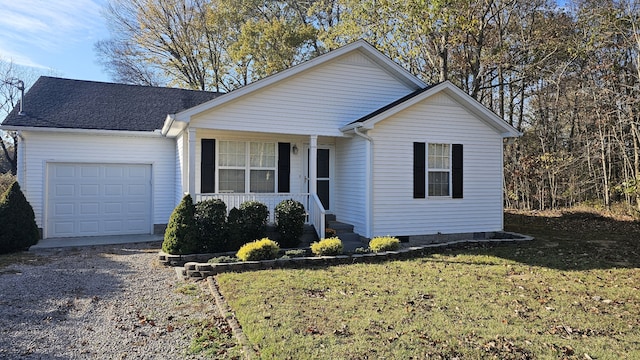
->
[46,163,152,238]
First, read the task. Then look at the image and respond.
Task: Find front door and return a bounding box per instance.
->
[305,146,333,212]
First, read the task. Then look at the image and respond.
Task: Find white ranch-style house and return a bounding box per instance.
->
[1,41,521,241]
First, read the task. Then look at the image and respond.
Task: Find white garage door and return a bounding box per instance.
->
[46,163,152,238]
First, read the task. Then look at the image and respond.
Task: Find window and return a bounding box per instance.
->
[428,143,450,196]
[413,142,463,199]
[218,141,276,193]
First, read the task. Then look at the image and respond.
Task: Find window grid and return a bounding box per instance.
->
[218,140,276,193]
[428,143,451,197]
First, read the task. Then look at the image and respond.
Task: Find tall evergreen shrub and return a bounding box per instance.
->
[226,207,245,251]
[275,199,306,248]
[162,194,199,255]
[195,199,228,253]
[0,182,39,254]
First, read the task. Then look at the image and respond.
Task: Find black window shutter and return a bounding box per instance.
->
[201,139,215,193]
[413,142,426,199]
[278,142,291,193]
[452,144,463,198]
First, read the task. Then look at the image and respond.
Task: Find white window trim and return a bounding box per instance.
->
[427,143,452,197]
[216,140,278,193]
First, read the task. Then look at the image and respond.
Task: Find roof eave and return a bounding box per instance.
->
[0,124,164,137]
[161,114,188,137]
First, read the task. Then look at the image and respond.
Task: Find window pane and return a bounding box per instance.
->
[250,142,276,167]
[428,171,449,196]
[250,170,275,193]
[219,169,245,193]
[219,141,246,167]
[428,144,450,169]
[317,149,330,178]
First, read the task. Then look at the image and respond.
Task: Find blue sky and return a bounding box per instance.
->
[0,0,110,82]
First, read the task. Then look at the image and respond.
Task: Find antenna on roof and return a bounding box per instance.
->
[3,78,25,115]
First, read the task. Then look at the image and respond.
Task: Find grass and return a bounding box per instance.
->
[216,209,640,359]
[172,281,242,359]
[0,250,51,274]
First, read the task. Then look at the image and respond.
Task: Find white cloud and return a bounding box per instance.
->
[0,0,105,67]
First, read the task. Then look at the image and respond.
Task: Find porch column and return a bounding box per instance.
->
[187,128,197,195]
[309,135,318,195]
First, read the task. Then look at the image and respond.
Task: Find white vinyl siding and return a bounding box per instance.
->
[369,92,504,236]
[334,136,367,235]
[20,131,175,237]
[190,51,414,136]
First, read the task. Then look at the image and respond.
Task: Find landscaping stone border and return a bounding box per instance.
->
[167,232,533,280]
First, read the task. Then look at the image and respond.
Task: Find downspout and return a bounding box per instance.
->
[16,131,25,186]
[353,126,373,238]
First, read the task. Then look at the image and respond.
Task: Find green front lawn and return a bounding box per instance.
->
[216,209,640,359]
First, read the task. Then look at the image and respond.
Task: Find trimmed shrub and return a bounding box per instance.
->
[162,194,199,255]
[311,237,343,256]
[284,249,309,258]
[195,199,228,253]
[239,201,269,243]
[354,247,370,254]
[0,182,39,254]
[369,236,401,253]
[236,238,280,261]
[275,199,306,248]
[208,255,239,264]
[226,207,245,251]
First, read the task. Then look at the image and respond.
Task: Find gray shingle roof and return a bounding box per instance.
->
[1,76,222,131]
[348,85,435,125]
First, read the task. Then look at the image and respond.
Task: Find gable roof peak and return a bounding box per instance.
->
[171,39,427,123]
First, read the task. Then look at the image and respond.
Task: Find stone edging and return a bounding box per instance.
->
[206,277,254,359]
[171,232,533,279]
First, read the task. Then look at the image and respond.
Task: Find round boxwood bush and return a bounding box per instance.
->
[0,182,39,254]
[239,201,269,243]
[275,199,306,248]
[369,236,401,253]
[195,199,228,253]
[311,237,343,256]
[162,194,199,255]
[236,238,280,261]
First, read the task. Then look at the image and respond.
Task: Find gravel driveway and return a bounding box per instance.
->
[0,242,232,359]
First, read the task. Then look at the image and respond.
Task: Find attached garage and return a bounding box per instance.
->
[46,163,152,238]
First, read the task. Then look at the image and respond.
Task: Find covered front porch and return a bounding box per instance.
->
[180,129,338,239]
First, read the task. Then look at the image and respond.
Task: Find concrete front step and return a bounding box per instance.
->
[327,221,354,233]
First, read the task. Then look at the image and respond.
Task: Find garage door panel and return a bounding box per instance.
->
[105,184,123,196]
[79,221,100,234]
[47,163,152,238]
[54,222,74,235]
[54,203,74,216]
[128,184,147,196]
[55,165,75,177]
[80,184,100,196]
[81,166,100,177]
[55,184,75,196]
[79,202,99,215]
[105,167,124,178]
